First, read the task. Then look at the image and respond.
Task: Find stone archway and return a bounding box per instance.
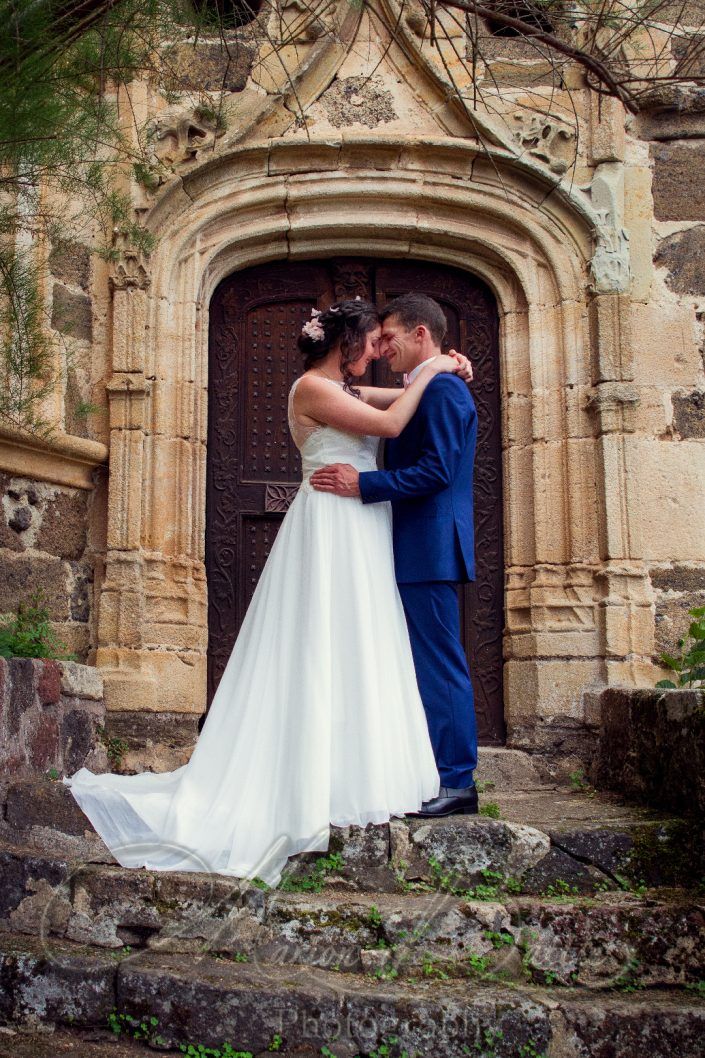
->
[96,136,654,764]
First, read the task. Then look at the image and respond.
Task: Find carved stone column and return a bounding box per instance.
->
[96,239,154,714]
[586,294,656,686]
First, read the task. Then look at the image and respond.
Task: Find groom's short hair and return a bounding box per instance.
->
[380,293,448,347]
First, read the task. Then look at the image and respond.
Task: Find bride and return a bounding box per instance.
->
[63,299,467,887]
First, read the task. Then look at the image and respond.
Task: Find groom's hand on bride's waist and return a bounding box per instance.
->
[310,464,361,497]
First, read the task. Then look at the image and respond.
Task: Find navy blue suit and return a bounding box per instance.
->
[358,375,478,788]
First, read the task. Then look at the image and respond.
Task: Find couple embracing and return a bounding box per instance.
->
[63,293,479,888]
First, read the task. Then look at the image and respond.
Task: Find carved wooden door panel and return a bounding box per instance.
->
[206,258,505,743]
[206,262,332,705]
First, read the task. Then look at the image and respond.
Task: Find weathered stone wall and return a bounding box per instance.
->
[594,686,705,817]
[0,470,104,663]
[0,657,107,792]
[630,82,705,668]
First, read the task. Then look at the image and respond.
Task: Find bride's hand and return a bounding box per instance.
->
[449,349,473,384]
[430,353,464,375]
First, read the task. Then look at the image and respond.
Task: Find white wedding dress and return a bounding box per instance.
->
[63,377,441,887]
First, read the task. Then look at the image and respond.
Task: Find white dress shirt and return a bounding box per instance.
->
[403,356,438,388]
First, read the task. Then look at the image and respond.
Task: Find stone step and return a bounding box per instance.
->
[3,777,703,892]
[2,840,703,991]
[1,931,704,1058]
[0,1024,167,1058]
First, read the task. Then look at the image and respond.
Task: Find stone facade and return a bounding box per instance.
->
[1,0,704,767]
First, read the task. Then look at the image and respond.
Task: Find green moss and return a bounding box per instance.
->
[626,820,704,887]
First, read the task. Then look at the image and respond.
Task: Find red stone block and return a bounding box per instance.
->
[37,659,62,705]
[29,714,60,770]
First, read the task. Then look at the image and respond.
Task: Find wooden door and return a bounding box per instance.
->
[206,258,505,743]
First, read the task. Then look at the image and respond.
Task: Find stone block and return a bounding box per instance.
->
[59,658,103,700]
[624,438,705,561]
[0,934,115,1026]
[4,778,97,836]
[589,292,633,383]
[28,713,60,770]
[48,237,90,290]
[589,95,625,165]
[650,563,705,593]
[504,658,603,724]
[654,588,705,657]
[651,141,705,221]
[34,488,87,560]
[672,389,705,437]
[37,660,62,705]
[68,559,92,622]
[519,846,606,895]
[51,283,93,341]
[629,298,700,388]
[8,658,36,737]
[655,226,705,296]
[595,686,705,817]
[0,554,70,621]
[623,162,653,303]
[164,41,256,93]
[60,706,102,774]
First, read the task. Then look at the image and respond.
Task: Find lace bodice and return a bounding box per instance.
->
[287,375,381,481]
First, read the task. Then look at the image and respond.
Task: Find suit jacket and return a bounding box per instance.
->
[358,374,477,584]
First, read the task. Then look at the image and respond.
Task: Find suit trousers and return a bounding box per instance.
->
[397,581,478,788]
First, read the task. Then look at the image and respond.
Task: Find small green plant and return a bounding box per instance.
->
[479,801,501,818]
[474,779,496,794]
[421,952,450,980]
[373,964,399,981]
[320,1047,338,1058]
[0,590,77,661]
[568,768,589,791]
[483,929,514,949]
[518,1041,548,1058]
[232,951,249,962]
[686,980,705,996]
[368,904,383,928]
[278,852,344,893]
[427,857,523,899]
[108,944,134,961]
[543,879,580,897]
[97,724,130,770]
[46,767,60,780]
[368,1036,413,1058]
[466,952,492,976]
[268,1033,283,1051]
[248,877,269,890]
[611,955,644,993]
[470,1026,505,1055]
[613,873,648,896]
[178,1046,253,1057]
[656,606,705,688]
[107,1010,166,1047]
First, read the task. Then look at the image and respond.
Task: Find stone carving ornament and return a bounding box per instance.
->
[511,111,576,175]
[146,105,227,170]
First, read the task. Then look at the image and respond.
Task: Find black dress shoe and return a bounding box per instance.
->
[406,784,478,818]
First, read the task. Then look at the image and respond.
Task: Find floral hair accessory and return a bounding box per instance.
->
[301,307,325,342]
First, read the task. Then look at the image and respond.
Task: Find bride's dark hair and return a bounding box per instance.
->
[297,298,379,397]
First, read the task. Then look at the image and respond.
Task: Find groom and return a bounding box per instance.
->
[310,293,479,817]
